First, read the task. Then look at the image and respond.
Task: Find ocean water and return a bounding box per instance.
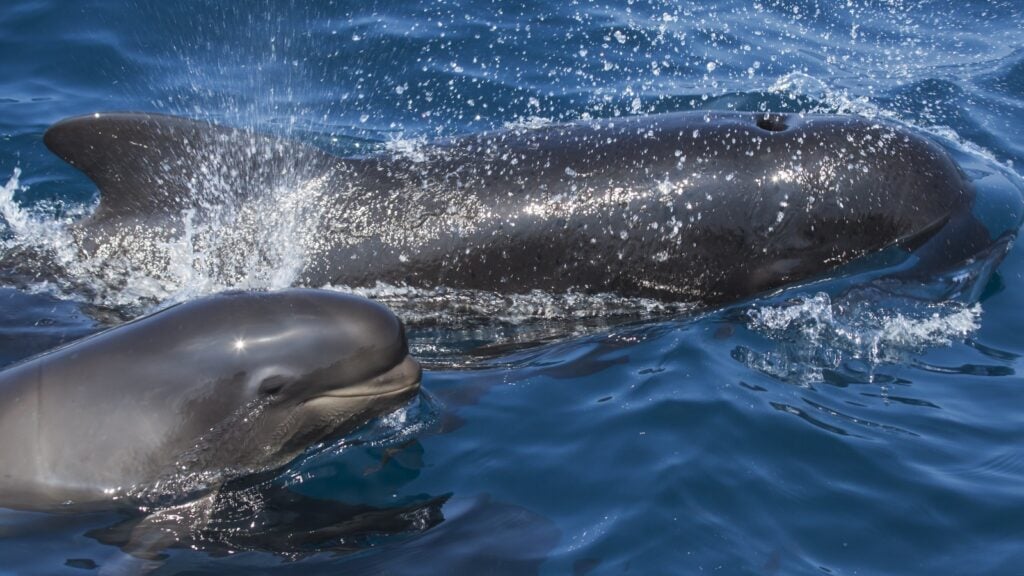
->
[1,0,1023,574]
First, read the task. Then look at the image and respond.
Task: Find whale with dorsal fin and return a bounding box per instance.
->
[42,111,1022,305]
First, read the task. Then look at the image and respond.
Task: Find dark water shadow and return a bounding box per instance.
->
[87,486,450,561]
[79,488,558,575]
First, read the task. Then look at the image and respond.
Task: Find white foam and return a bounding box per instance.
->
[0,168,79,252]
[750,292,980,352]
[0,168,29,235]
[1,166,695,325]
[742,291,981,384]
[384,135,431,163]
[502,115,555,130]
[328,282,692,325]
[0,165,332,313]
[0,169,91,287]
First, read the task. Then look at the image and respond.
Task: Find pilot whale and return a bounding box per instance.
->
[0,289,420,512]
[42,111,1022,304]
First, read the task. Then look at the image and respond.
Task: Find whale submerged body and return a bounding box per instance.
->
[43,111,1023,304]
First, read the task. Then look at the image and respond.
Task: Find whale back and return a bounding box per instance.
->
[307,112,994,301]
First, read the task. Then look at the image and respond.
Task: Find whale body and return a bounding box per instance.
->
[43,111,1022,304]
[0,289,420,511]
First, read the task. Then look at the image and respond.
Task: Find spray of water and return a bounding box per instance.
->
[734,291,982,387]
[1,161,698,327]
[0,162,330,313]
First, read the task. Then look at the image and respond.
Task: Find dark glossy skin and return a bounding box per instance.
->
[0,289,420,511]
[44,111,1007,304]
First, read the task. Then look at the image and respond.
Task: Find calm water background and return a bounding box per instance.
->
[1,0,1024,574]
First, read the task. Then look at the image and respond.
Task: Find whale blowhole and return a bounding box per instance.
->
[756,114,788,132]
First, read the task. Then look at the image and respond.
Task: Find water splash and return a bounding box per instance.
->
[734,291,982,386]
[0,164,327,314]
[384,135,432,163]
[0,168,31,237]
[1,166,692,331]
[0,169,81,253]
[768,71,1020,179]
[502,116,556,130]
[769,72,897,120]
[331,282,692,325]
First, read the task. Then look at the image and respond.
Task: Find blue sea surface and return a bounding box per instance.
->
[1,1,1024,574]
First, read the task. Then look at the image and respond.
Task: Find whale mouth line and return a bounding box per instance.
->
[311,355,422,400]
[314,385,418,400]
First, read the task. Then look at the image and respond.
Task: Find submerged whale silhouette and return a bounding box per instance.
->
[43,111,1022,304]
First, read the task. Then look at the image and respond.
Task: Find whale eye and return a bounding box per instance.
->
[258,375,291,397]
[756,114,788,132]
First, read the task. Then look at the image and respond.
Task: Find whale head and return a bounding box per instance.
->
[199,290,421,469]
[260,292,415,426]
[0,289,421,509]
[111,289,424,487]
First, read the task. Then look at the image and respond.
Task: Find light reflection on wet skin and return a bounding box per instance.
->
[15,110,997,315]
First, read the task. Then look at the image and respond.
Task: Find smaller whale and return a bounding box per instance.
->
[0,289,420,512]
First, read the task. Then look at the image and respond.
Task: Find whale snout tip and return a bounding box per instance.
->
[372,354,422,397]
[317,355,422,401]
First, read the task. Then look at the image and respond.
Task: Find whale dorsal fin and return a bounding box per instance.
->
[44,113,341,222]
